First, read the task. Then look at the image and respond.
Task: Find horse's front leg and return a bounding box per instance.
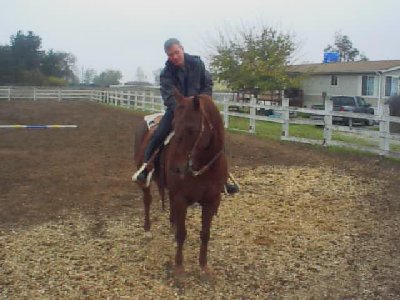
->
[199,199,219,276]
[168,191,175,232]
[173,196,188,276]
[142,187,153,238]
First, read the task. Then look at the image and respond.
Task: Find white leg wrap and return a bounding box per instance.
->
[132,163,148,182]
[145,169,154,188]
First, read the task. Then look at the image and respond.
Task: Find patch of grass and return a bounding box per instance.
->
[289,124,324,140]
[227,116,324,141]
[332,132,379,148]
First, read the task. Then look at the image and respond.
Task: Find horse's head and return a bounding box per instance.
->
[171,88,224,176]
[173,89,212,152]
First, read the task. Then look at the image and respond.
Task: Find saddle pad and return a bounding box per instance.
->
[143,112,175,146]
[144,112,164,130]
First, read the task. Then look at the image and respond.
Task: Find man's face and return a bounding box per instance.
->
[166,44,184,67]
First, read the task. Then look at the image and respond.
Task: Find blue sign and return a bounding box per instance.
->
[323,52,340,63]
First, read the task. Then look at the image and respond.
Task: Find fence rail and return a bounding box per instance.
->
[1,87,399,159]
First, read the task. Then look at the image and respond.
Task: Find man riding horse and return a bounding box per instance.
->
[132,38,239,194]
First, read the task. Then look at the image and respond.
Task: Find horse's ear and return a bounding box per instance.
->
[193,95,200,111]
[173,87,184,105]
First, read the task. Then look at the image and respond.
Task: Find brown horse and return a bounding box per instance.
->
[133,89,227,276]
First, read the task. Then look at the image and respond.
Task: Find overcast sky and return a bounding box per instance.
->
[1,0,399,83]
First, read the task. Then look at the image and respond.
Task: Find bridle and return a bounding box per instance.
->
[178,100,223,177]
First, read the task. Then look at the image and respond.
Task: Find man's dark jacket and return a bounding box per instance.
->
[160,53,213,109]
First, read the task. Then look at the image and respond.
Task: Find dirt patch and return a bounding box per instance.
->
[1,100,400,299]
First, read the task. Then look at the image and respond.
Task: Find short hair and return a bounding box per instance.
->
[164,38,182,52]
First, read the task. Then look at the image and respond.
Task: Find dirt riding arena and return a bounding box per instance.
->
[1,100,400,299]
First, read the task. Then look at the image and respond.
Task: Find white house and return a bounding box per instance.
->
[289,60,400,108]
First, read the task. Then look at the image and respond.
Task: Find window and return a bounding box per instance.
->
[356,96,368,107]
[362,75,375,96]
[332,96,354,106]
[330,75,338,86]
[385,76,399,97]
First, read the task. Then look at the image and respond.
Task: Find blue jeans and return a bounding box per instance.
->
[144,107,174,162]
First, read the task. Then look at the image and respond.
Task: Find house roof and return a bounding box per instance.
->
[288,60,400,75]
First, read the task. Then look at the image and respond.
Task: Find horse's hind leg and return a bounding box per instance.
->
[168,191,176,233]
[143,187,153,238]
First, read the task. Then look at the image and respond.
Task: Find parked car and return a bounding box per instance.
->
[311,96,375,125]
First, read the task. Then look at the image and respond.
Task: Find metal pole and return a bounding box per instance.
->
[323,96,333,146]
[281,91,290,138]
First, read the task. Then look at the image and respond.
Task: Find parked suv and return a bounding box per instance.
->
[311,96,375,125]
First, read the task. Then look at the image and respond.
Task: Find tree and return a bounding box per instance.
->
[83,68,97,85]
[41,49,76,82]
[153,68,162,85]
[10,30,43,71]
[209,24,299,94]
[0,45,14,84]
[0,30,78,85]
[93,69,122,87]
[324,32,368,62]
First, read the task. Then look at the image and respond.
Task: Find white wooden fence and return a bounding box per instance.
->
[1,87,400,159]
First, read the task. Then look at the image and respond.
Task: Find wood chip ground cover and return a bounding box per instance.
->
[1,166,399,299]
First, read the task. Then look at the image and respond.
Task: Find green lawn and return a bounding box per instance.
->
[227,115,400,153]
[227,116,323,140]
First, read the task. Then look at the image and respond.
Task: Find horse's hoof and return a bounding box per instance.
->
[173,265,185,278]
[200,265,215,280]
[144,231,153,239]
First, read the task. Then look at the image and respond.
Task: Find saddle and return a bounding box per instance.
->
[144,112,175,145]
[144,112,163,130]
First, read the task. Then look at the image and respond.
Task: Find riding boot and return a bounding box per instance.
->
[132,163,149,184]
[224,182,239,194]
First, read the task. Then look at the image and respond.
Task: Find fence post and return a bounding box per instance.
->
[223,95,229,129]
[140,91,144,110]
[127,90,131,107]
[133,91,137,109]
[8,87,11,101]
[149,91,155,112]
[323,97,333,146]
[379,103,390,155]
[58,89,62,101]
[127,90,132,107]
[281,92,290,138]
[249,96,256,133]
